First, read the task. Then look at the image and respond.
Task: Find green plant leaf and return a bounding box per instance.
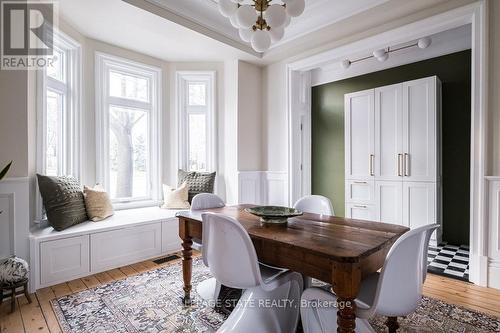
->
[0,161,13,181]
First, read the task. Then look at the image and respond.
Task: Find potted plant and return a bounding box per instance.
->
[0,161,12,215]
[0,161,12,181]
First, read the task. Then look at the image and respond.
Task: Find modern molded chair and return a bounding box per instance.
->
[294,195,334,216]
[300,224,439,333]
[294,195,334,288]
[203,213,303,333]
[191,193,225,301]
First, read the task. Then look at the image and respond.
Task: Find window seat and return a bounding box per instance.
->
[29,207,186,292]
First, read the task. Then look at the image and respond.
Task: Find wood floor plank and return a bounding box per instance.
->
[50,284,71,298]
[424,280,500,308]
[0,298,25,333]
[94,272,114,285]
[17,295,49,333]
[140,260,158,270]
[119,265,138,277]
[107,269,127,281]
[424,288,500,318]
[426,274,500,298]
[66,279,87,294]
[80,275,100,289]
[130,262,150,274]
[35,288,62,333]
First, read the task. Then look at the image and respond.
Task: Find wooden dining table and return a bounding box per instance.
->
[176,205,409,333]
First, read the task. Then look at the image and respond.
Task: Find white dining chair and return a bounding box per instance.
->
[191,193,225,302]
[202,213,303,333]
[300,224,439,333]
[294,195,334,288]
[294,195,334,216]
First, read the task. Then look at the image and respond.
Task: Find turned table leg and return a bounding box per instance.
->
[332,262,361,333]
[179,218,193,305]
[386,316,399,333]
[10,287,16,313]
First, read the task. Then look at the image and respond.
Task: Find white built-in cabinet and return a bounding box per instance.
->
[345,76,442,243]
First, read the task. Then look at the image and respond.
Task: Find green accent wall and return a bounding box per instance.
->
[312,50,471,245]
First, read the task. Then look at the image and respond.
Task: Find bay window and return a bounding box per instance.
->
[96,53,161,207]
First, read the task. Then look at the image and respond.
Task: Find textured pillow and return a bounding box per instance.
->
[178,169,216,203]
[84,184,114,222]
[37,174,88,231]
[161,182,190,209]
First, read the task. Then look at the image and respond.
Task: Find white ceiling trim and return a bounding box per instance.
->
[123,0,262,58]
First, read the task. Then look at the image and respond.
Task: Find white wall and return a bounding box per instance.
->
[238,61,263,171]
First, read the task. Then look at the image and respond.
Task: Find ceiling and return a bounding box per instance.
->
[141,0,390,53]
[58,0,455,65]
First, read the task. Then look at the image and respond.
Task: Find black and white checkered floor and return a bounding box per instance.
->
[427,242,470,281]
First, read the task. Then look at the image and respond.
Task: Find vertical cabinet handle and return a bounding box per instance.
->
[369,154,374,176]
[404,153,410,176]
[397,154,403,176]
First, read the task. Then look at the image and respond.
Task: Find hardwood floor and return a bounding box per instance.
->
[1,257,499,333]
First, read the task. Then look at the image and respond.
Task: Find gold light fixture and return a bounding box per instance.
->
[218,0,305,52]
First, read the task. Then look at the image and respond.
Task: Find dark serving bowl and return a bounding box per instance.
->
[245,206,303,225]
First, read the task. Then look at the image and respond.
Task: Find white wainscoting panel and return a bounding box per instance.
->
[238,171,288,206]
[487,177,500,290]
[0,177,30,261]
[238,171,263,205]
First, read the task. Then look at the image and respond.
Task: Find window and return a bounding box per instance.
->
[37,32,81,178]
[177,72,216,172]
[96,53,161,207]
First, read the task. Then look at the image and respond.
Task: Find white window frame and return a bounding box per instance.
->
[95,52,161,209]
[176,71,216,172]
[36,31,82,219]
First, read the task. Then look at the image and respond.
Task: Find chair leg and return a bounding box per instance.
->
[385,316,399,333]
[10,287,16,313]
[23,283,32,304]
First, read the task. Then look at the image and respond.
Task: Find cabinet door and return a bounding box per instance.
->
[40,235,90,286]
[345,89,375,180]
[376,181,403,226]
[90,222,162,272]
[345,203,376,221]
[403,182,436,233]
[402,77,437,182]
[375,84,403,181]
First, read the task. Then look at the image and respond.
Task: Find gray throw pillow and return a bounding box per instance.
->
[37,174,88,231]
[178,169,216,203]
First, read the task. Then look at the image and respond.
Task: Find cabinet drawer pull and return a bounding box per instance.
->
[397,154,403,176]
[404,153,410,176]
[354,205,367,208]
[369,154,374,176]
[353,181,368,184]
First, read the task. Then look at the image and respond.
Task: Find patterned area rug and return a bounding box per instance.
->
[51,258,500,333]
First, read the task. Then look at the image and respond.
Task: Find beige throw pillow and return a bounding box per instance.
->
[161,182,190,209]
[83,184,114,222]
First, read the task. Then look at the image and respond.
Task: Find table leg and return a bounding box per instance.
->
[180,218,193,305]
[385,316,399,332]
[332,262,361,333]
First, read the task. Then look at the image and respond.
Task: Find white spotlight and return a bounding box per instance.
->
[418,37,432,49]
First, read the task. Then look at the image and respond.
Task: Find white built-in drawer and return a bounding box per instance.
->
[90,222,162,272]
[345,203,376,221]
[40,235,90,286]
[162,218,181,253]
[345,180,375,203]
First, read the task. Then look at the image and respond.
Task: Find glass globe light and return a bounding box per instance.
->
[239,28,254,43]
[229,13,240,28]
[218,0,238,18]
[269,26,284,43]
[251,29,271,52]
[265,4,287,28]
[283,0,305,17]
[236,5,257,29]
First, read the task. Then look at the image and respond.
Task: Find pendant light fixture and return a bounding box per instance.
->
[218,0,305,53]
